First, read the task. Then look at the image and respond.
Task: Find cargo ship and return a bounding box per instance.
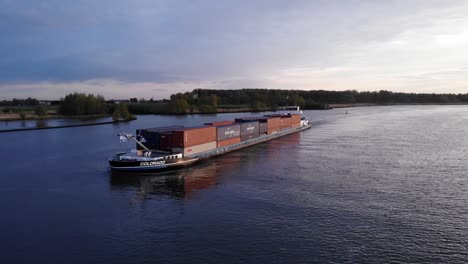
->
[109,107,311,172]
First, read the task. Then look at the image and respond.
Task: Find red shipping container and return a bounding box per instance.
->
[267,127,280,134]
[280,116,292,129]
[268,117,281,128]
[290,114,301,124]
[171,126,217,148]
[217,137,241,148]
[262,116,281,128]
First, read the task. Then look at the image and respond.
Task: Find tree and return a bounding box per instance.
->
[112,104,133,121]
[59,93,107,116]
[34,105,47,116]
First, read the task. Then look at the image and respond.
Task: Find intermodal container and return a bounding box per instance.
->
[217,137,241,148]
[262,116,281,128]
[136,126,184,150]
[171,126,217,148]
[145,131,161,149]
[172,141,217,156]
[240,121,259,141]
[291,122,301,128]
[280,116,292,130]
[159,132,172,151]
[259,122,268,134]
[204,121,235,126]
[217,124,241,141]
[267,127,280,134]
[291,114,301,124]
[290,114,301,128]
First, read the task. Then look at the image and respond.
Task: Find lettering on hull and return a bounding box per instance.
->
[140,160,166,166]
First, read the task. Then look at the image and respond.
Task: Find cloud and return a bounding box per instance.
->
[1,0,468,98]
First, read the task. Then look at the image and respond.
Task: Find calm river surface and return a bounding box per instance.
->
[1,106,468,263]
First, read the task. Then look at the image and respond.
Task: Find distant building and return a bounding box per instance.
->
[39,100,52,105]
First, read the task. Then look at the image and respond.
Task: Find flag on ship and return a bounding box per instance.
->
[119,135,128,143]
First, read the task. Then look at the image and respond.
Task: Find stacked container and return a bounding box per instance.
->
[171,126,216,148]
[136,126,183,150]
[290,114,301,128]
[171,126,217,156]
[239,121,260,141]
[259,121,268,135]
[172,141,217,156]
[159,132,173,151]
[218,137,241,147]
[280,116,292,130]
[134,112,303,155]
[262,116,281,134]
[217,124,241,147]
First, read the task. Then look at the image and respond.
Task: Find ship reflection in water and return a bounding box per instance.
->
[110,132,301,201]
[110,155,241,200]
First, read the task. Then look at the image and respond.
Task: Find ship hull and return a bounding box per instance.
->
[109,157,199,173]
[109,124,311,173]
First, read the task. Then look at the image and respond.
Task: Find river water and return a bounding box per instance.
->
[0,116,114,130]
[1,106,467,263]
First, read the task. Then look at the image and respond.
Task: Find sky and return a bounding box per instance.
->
[1,0,468,100]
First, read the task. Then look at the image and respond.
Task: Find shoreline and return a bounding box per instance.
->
[0,113,110,121]
[0,117,137,133]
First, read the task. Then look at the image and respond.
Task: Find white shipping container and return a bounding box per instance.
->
[171,141,217,157]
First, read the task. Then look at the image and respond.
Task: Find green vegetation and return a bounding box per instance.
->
[126,92,220,114]
[123,88,468,115]
[59,93,107,116]
[4,89,468,119]
[0,97,39,107]
[112,104,135,121]
[34,105,48,116]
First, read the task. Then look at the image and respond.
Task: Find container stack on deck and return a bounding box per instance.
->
[216,123,241,147]
[264,117,281,134]
[280,115,292,130]
[235,118,260,142]
[136,113,303,156]
[290,114,301,128]
[136,126,183,150]
[171,126,217,156]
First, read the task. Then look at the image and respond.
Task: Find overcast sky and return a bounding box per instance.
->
[1,0,467,99]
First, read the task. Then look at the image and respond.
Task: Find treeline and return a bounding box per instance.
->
[1,97,40,106]
[57,93,134,120]
[6,89,468,117]
[123,88,468,114]
[188,89,468,108]
[126,92,220,114]
[59,93,108,115]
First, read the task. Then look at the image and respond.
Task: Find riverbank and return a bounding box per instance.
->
[328,103,376,109]
[0,116,137,133]
[0,113,112,121]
